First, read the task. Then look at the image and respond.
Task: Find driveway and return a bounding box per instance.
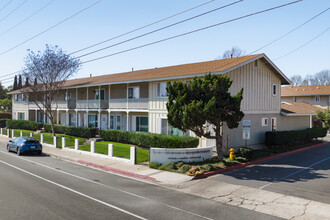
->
[210,141,330,204]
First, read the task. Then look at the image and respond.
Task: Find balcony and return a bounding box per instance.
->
[28,101,76,109]
[109,98,149,110]
[76,100,109,109]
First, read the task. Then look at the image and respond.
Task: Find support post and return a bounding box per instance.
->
[7,129,10,138]
[130,147,136,164]
[40,134,44,144]
[75,139,79,150]
[66,110,69,126]
[0,128,2,135]
[12,129,15,138]
[35,109,37,122]
[20,131,23,137]
[91,141,95,153]
[108,144,113,158]
[98,111,101,129]
[53,136,57,148]
[30,133,33,137]
[57,110,59,124]
[62,137,66,149]
[127,112,129,131]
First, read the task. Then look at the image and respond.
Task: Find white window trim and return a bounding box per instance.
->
[261,117,268,126]
[157,82,168,98]
[128,86,140,99]
[272,84,277,96]
[315,96,320,102]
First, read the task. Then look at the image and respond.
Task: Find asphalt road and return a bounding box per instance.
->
[0,142,279,220]
[211,141,330,204]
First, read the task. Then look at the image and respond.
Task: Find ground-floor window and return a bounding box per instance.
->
[161,118,187,136]
[88,114,98,128]
[69,113,76,126]
[17,112,25,120]
[110,115,114,129]
[116,115,121,130]
[135,116,148,132]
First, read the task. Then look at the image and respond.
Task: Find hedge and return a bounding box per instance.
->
[99,129,199,149]
[265,127,327,147]
[43,123,96,139]
[6,119,43,131]
[0,119,6,128]
[0,112,12,119]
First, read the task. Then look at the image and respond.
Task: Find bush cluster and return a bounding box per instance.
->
[44,123,96,139]
[265,127,327,147]
[6,119,43,131]
[99,129,199,149]
[0,119,7,128]
[236,147,254,160]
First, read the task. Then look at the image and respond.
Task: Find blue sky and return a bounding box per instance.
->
[0,0,329,87]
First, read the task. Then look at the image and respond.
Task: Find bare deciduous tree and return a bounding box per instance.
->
[314,70,330,85]
[218,46,245,59]
[290,75,302,86]
[22,45,81,136]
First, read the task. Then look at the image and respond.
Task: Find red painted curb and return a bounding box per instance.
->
[194,141,328,179]
[77,160,156,182]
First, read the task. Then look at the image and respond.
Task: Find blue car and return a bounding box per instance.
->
[7,137,42,155]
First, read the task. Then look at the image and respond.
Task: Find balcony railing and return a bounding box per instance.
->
[76,100,108,109]
[28,100,76,109]
[109,98,149,110]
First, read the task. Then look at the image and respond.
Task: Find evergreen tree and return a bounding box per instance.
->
[13,75,18,90]
[18,75,22,89]
[167,73,244,160]
[25,77,29,87]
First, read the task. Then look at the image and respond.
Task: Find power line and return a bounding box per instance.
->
[75,0,244,59]
[0,0,104,56]
[0,0,28,24]
[81,0,302,65]
[70,0,217,55]
[0,0,14,14]
[274,26,329,61]
[0,0,56,38]
[250,7,330,54]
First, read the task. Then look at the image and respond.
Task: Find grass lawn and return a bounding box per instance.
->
[8,129,35,137]
[33,132,86,147]
[79,141,149,163]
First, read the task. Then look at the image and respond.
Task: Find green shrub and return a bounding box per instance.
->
[6,119,43,131]
[149,161,162,169]
[100,129,199,149]
[0,119,7,128]
[236,147,254,160]
[176,161,184,168]
[265,127,327,147]
[43,124,96,138]
[159,162,177,171]
[0,113,11,119]
[201,164,214,172]
[179,164,191,173]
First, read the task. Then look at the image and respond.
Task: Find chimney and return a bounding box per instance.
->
[90,74,92,77]
[132,68,134,72]
[230,54,233,58]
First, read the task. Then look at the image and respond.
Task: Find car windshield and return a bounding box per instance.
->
[24,138,39,143]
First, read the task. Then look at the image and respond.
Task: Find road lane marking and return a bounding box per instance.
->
[0,149,214,220]
[0,159,147,220]
[259,157,330,190]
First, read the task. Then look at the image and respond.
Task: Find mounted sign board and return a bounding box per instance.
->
[243,120,251,128]
[243,128,250,140]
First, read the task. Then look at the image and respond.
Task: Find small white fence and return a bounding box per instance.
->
[0,128,136,164]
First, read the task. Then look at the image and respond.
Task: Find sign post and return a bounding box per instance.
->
[242,120,251,148]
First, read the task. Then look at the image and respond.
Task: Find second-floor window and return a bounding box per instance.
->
[65,92,71,101]
[14,95,18,101]
[21,94,26,101]
[315,96,320,102]
[95,89,105,100]
[128,87,139,99]
[157,82,168,98]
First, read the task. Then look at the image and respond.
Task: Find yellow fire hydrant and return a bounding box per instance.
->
[229,148,236,160]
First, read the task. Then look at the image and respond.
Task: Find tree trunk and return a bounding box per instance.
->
[215,129,223,161]
[49,115,55,137]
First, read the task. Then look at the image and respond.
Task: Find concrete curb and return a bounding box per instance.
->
[77,160,156,182]
[194,141,328,179]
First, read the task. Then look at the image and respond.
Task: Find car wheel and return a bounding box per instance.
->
[17,148,21,156]
[37,151,42,155]
[6,145,10,152]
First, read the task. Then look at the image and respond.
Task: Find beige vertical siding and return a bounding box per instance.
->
[281,95,329,109]
[148,112,167,133]
[148,81,168,111]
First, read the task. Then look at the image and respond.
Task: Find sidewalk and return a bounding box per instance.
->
[1,134,329,219]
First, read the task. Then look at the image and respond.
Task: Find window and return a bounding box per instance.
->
[272,84,277,96]
[69,113,76,126]
[17,112,24,120]
[14,95,18,101]
[293,96,297,102]
[135,116,148,132]
[116,115,121,130]
[88,115,98,128]
[262,118,268,126]
[128,87,139,99]
[315,96,320,102]
[271,117,277,131]
[65,92,71,101]
[110,115,114,129]
[95,89,105,100]
[157,82,168,98]
[160,118,187,136]
[21,94,26,101]
[254,60,258,67]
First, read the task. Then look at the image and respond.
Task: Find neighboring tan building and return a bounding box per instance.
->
[281,85,330,109]
[10,54,313,149]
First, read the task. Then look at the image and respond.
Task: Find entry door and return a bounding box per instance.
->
[122,115,127,131]
[101,114,107,130]
[60,113,66,125]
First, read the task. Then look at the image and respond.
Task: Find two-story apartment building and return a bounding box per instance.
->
[281,85,330,109]
[11,54,312,149]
